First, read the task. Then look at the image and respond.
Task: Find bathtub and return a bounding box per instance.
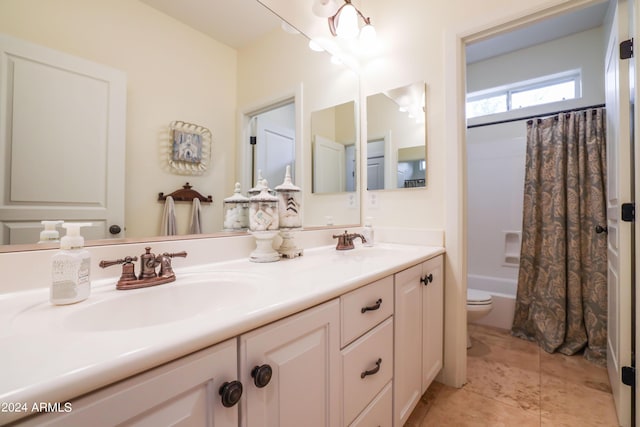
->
[468,274,516,330]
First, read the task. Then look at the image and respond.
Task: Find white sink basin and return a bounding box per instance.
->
[61,271,263,332]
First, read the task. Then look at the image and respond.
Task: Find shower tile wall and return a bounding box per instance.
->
[467,122,526,284]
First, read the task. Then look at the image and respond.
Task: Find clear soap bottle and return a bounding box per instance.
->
[362,217,375,247]
[50,222,92,305]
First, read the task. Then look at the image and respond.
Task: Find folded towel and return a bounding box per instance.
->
[161,196,177,235]
[189,198,202,234]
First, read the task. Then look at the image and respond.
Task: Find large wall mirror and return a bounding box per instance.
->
[0,0,360,252]
[366,82,426,190]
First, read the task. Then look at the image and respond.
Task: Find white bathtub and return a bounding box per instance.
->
[468,274,516,330]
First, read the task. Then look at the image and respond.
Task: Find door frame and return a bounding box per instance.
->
[443,0,630,400]
[237,84,302,196]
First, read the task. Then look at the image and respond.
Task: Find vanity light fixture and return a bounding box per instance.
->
[312,0,338,17]
[328,0,377,47]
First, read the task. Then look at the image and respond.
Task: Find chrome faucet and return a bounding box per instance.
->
[332,231,367,250]
[99,247,187,290]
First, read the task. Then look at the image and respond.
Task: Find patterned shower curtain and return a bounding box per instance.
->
[511,108,608,365]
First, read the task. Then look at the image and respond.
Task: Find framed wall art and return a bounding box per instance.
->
[165,120,212,175]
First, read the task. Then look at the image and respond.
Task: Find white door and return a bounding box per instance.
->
[239,300,341,427]
[313,135,345,193]
[345,144,356,192]
[605,2,632,425]
[394,263,423,427]
[421,256,444,392]
[255,117,295,189]
[0,34,126,244]
[367,139,385,190]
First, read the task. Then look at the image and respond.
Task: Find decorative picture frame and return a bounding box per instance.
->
[166,121,212,175]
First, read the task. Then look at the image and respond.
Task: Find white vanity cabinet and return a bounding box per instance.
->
[340,275,394,426]
[393,255,444,426]
[239,299,341,427]
[4,246,446,427]
[14,338,240,427]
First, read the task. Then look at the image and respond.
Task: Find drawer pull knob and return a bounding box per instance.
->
[361,298,383,313]
[219,380,243,407]
[420,274,433,285]
[360,358,382,379]
[251,364,273,388]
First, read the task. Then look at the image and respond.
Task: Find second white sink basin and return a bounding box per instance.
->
[62,271,263,332]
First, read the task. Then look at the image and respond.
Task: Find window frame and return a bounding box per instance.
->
[466,70,582,119]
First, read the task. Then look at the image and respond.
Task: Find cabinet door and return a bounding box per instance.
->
[239,299,341,427]
[17,339,239,427]
[421,255,444,393]
[393,263,423,427]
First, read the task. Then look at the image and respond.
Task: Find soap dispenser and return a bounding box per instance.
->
[362,217,375,247]
[38,220,64,244]
[50,222,92,305]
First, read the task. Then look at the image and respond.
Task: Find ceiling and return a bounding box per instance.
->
[140,0,611,64]
[466,1,611,63]
[139,0,282,49]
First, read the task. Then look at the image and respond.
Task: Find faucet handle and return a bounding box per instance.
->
[333,231,354,250]
[99,256,139,282]
[164,251,188,259]
[156,251,188,278]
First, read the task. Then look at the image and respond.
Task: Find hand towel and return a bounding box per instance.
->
[160,196,177,236]
[189,198,202,234]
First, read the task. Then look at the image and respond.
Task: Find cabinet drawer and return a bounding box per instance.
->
[342,317,393,426]
[341,275,393,347]
[349,381,392,427]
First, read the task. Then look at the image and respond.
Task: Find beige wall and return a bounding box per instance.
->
[0,0,237,238]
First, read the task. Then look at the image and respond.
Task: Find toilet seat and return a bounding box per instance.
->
[467,289,492,306]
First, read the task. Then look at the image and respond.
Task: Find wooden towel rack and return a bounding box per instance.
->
[158,183,212,203]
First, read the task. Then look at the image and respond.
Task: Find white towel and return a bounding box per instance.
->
[189,198,202,234]
[161,196,177,236]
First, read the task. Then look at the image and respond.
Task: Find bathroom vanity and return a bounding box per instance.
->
[0,243,444,426]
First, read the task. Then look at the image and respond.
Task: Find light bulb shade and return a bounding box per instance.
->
[313,0,337,17]
[308,39,324,52]
[336,4,359,39]
[359,23,377,50]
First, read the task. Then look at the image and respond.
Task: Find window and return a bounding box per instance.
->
[466,71,581,119]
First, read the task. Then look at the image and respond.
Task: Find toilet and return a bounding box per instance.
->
[466,289,493,348]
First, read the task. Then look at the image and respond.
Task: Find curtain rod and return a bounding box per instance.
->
[466,103,605,129]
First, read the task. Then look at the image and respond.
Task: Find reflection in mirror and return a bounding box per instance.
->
[310,101,357,193]
[0,0,360,252]
[249,102,296,189]
[366,82,426,190]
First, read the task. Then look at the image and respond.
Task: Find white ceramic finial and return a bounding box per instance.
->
[283,165,292,185]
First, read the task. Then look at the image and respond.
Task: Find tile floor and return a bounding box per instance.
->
[406,324,620,426]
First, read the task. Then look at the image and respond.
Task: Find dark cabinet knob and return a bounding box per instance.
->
[219,380,243,407]
[109,225,122,235]
[420,273,433,285]
[251,364,273,388]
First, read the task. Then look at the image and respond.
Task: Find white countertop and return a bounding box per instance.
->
[0,243,443,424]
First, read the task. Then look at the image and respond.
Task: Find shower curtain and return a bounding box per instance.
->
[511,107,608,365]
